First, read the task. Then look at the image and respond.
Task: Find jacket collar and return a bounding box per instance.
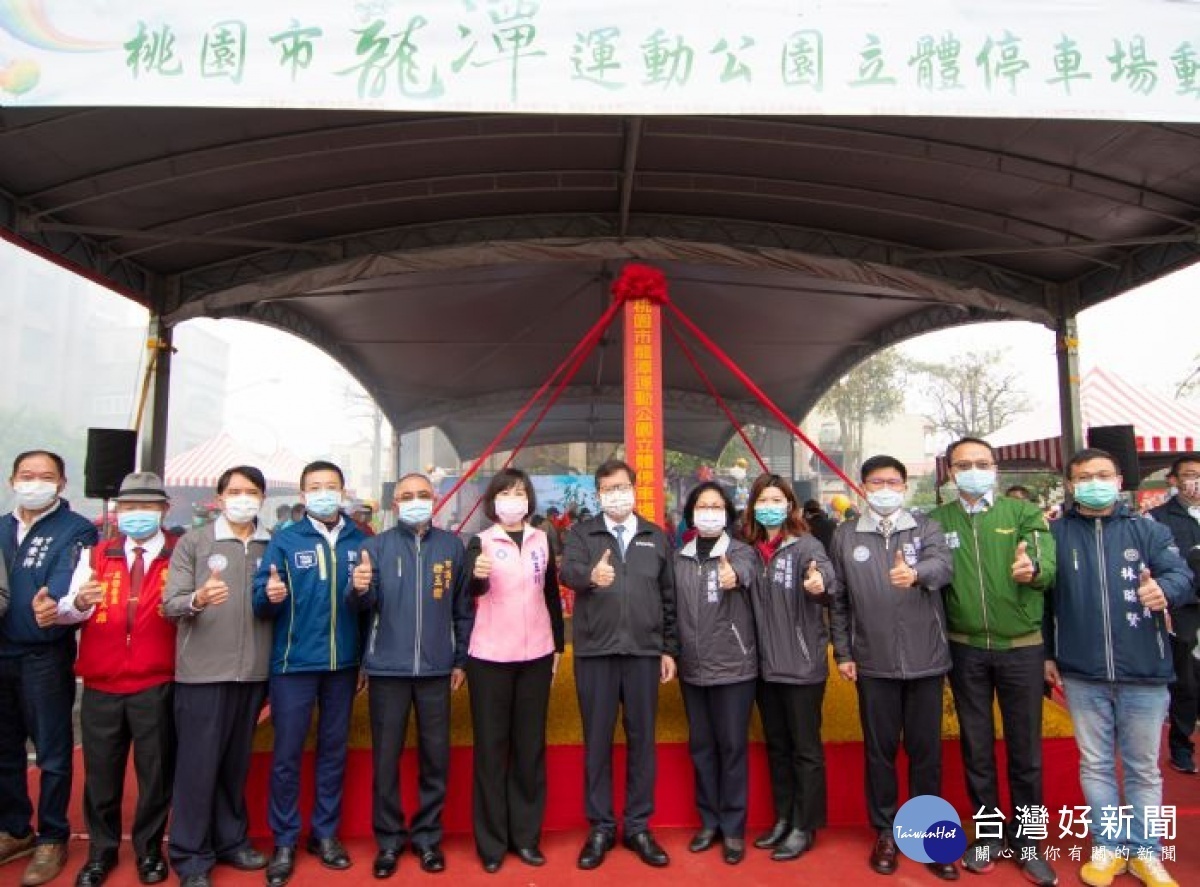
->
[680,531,731,560]
[1067,501,1135,522]
[213,515,271,543]
[584,514,651,537]
[856,509,917,534]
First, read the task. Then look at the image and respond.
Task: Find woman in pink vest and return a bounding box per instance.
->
[465,468,565,873]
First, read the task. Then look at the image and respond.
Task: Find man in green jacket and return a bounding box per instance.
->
[930,438,1057,887]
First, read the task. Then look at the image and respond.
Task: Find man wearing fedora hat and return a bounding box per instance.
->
[58,472,177,887]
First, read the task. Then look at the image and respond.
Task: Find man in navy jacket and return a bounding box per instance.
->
[252,461,365,887]
[1046,448,1194,887]
[349,473,472,878]
[0,450,97,887]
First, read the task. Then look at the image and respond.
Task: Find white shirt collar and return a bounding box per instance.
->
[125,530,166,567]
[13,500,62,545]
[308,513,344,545]
[959,491,994,515]
[603,512,637,537]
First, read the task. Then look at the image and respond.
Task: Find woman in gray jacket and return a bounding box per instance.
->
[743,474,837,863]
[162,466,273,887]
[674,482,758,865]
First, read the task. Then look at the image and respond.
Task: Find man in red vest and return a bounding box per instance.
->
[58,472,177,887]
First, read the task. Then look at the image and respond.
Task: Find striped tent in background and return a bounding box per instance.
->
[165,432,309,490]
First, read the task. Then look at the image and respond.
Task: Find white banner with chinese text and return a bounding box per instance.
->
[1,0,1198,121]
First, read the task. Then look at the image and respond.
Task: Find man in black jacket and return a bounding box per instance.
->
[1150,453,1200,774]
[561,459,678,871]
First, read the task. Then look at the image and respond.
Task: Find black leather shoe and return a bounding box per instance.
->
[576,830,615,870]
[770,828,814,861]
[927,861,960,880]
[136,853,168,885]
[623,831,669,867]
[722,838,745,865]
[373,849,400,879]
[514,847,545,867]
[75,852,118,887]
[753,820,790,849]
[688,828,719,853]
[218,847,268,871]
[306,837,351,870]
[482,858,501,873]
[180,876,211,887]
[414,845,445,874]
[870,833,898,875]
[266,847,295,887]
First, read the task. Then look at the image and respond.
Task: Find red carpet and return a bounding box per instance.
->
[14,736,1199,886]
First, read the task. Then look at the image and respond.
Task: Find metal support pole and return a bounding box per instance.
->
[1054,284,1084,465]
[140,316,173,475]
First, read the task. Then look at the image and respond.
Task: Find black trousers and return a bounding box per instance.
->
[856,674,944,833]
[80,683,175,857]
[680,679,756,838]
[574,654,660,836]
[466,655,554,861]
[1169,607,1200,756]
[948,642,1044,848]
[369,675,451,850]
[755,680,826,832]
[168,681,267,877]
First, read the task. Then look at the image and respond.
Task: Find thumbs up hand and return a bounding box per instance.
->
[889,548,916,589]
[473,552,493,580]
[717,555,737,590]
[32,586,57,628]
[802,558,825,595]
[266,563,288,604]
[352,549,374,594]
[1011,539,1036,584]
[591,549,616,588]
[75,571,105,612]
[1137,566,1168,612]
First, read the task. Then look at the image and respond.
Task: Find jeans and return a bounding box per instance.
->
[0,642,78,843]
[1061,677,1170,852]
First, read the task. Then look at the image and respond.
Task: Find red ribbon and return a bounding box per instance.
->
[611,262,670,304]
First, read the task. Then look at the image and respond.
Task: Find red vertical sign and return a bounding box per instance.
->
[624,296,664,525]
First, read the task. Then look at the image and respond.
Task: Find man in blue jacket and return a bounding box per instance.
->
[348,472,472,878]
[0,450,97,887]
[252,461,366,887]
[1046,448,1194,887]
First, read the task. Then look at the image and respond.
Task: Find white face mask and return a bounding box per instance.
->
[223,495,261,525]
[494,495,528,525]
[599,489,635,521]
[692,508,727,537]
[13,479,58,511]
[867,488,905,516]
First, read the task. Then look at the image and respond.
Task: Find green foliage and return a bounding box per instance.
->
[910,349,1028,438]
[814,351,908,473]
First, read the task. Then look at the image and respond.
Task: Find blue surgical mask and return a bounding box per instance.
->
[754,504,788,528]
[955,468,997,497]
[305,490,342,519]
[1073,480,1120,510]
[397,499,434,526]
[118,510,161,540]
[867,489,905,516]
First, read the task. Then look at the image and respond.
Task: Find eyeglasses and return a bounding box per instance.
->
[1073,472,1118,483]
[951,461,995,471]
[599,483,634,495]
[863,478,905,490]
[1176,472,1200,481]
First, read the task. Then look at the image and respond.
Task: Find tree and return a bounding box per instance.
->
[813,351,908,474]
[911,349,1028,439]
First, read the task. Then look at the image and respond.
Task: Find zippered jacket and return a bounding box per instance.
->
[75,536,176,694]
[928,496,1055,649]
[163,517,273,683]
[749,533,837,685]
[560,515,679,659]
[1048,503,1194,684]
[829,510,954,679]
[468,524,559,663]
[252,517,366,674]
[673,532,758,686]
[347,521,473,678]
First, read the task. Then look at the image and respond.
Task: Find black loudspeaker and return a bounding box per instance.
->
[85,429,137,500]
[381,481,396,507]
[1086,424,1140,488]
